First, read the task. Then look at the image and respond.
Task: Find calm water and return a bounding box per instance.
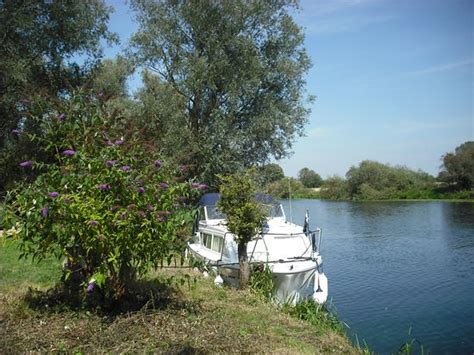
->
[280,200,474,354]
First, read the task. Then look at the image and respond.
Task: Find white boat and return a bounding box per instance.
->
[187,193,328,304]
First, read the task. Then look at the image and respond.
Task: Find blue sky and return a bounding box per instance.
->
[104,0,473,178]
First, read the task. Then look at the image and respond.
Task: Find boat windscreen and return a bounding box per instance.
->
[206,205,224,220]
[264,203,285,218]
[204,202,284,220]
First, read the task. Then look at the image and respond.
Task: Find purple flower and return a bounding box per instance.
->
[154,159,162,168]
[192,182,208,190]
[179,165,188,172]
[57,113,66,121]
[49,191,59,198]
[147,204,154,211]
[87,281,95,293]
[98,183,111,191]
[19,160,33,168]
[157,216,165,222]
[138,187,145,194]
[98,92,104,97]
[120,212,126,220]
[106,140,113,146]
[159,182,169,189]
[120,165,131,172]
[12,129,21,135]
[63,149,76,156]
[89,220,98,226]
[115,139,124,146]
[41,206,49,217]
[157,210,172,216]
[106,160,116,167]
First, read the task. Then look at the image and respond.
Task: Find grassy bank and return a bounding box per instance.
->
[0,241,358,353]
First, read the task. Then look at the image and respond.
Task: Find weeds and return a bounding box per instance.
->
[282,300,345,335]
[249,262,274,301]
[398,327,429,355]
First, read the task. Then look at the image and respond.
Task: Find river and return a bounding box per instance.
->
[279,200,474,354]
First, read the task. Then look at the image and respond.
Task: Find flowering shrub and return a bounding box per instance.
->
[3,91,202,298]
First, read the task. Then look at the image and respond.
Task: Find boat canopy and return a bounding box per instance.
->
[198,193,275,206]
[199,193,221,206]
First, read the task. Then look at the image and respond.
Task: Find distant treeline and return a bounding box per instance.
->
[263,141,474,201]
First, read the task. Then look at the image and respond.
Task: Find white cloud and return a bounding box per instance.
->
[298,0,377,16]
[409,59,474,76]
[393,120,462,134]
[306,126,331,139]
[302,15,394,35]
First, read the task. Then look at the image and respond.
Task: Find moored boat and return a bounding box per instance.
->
[187,193,328,304]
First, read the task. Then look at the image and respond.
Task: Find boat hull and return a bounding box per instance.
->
[188,245,328,304]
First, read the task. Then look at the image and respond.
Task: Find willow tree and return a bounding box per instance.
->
[0,0,116,194]
[130,0,312,186]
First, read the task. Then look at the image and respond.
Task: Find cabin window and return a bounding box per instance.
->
[203,233,213,249]
[212,235,224,253]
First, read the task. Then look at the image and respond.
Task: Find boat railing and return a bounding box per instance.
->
[218,229,322,264]
[311,228,322,255]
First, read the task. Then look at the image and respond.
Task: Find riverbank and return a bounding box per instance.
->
[0,242,358,353]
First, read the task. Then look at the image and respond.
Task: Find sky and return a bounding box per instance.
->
[103,0,473,178]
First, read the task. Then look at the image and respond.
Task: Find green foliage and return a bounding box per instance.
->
[256,163,285,188]
[90,56,134,99]
[249,263,274,302]
[0,0,117,195]
[346,161,435,200]
[218,171,268,246]
[320,176,351,200]
[130,0,312,186]
[282,300,344,335]
[298,167,323,188]
[439,141,474,190]
[267,177,305,199]
[132,71,191,160]
[2,90,199,299]
[398,328,428,355]
[218,171,268,288]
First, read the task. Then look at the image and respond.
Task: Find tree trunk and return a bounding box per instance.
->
[238,242,250,289]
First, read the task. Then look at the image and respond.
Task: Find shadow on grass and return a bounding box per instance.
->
[23,278,201,317]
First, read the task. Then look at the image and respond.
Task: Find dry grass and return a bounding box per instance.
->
[0,243,358,354]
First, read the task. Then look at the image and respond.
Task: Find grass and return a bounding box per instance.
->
[0,241,359,354]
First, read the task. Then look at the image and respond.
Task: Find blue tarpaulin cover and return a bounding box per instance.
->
[198,193,274,206]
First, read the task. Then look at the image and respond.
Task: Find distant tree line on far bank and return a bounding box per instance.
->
[261,141,474,201]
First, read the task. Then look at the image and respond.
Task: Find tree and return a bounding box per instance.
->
[267,177,304,199]
[297,167,323,188]
[90,56,134,99]
[0,0,117,195]
[257,163,285,187]
[320,176,350,200]
[130,0,312,186]
[218,171,268,289]
[439,141,474,190]
[345,160,435,200]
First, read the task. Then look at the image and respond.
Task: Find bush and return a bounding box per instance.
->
[267,177,305,199]
[320,176,350,200]
[2,90,201,299]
